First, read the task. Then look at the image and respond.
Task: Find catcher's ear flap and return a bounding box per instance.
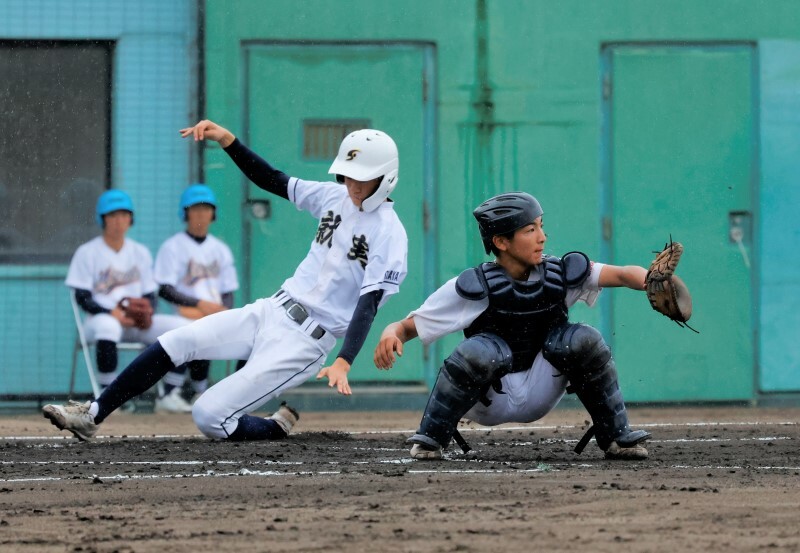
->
[670,275,693,322]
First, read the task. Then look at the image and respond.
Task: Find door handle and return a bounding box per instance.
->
[246,199,272,236]
[247,199,271,220]
[728,210,751,269]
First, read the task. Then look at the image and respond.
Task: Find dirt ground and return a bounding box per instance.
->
[1,405,799,553]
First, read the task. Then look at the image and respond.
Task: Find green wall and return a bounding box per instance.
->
[203,0,800,401]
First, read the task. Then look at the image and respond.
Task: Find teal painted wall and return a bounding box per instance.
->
[0,0,199,396]
[204,0,800,400]
[3,0,800,402]
[758,40,800,391]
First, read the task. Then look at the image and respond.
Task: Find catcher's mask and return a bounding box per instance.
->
[96,189,134,227]
[473,192,543,254]
[328,129,399,212]
[179,183,217,221]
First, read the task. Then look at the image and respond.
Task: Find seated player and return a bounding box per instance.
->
[154,183,240,406]
[66,189,192,412]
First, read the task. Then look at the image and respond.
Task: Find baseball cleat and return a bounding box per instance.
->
[42,400,97,441]
[154,388,193,413]
[267,402,299,436]
[410,443,443,460]
[604,440,649,460]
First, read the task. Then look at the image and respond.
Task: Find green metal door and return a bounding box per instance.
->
[604,44,756,402]
[243,43,431,382]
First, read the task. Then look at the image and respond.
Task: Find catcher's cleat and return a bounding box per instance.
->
[42,400,98,441]
[410,443,443,460]
[604,440,649,460]
[267,402,299,436]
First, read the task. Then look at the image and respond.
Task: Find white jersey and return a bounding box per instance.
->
[153,232,239,305]
[65,236,157,310]
[280,177,408,337]
[410,262,605,345]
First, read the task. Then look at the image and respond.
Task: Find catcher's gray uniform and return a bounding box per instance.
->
[410,262,604,425]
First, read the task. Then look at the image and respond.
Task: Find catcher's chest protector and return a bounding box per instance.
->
[457,256,576,373]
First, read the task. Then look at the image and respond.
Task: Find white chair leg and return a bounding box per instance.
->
[70,291,101,399]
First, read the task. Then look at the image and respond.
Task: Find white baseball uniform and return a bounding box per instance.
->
[159,177,408,438]
[65,236,189,383]
[409,261,605,426]
[153,232,239,306]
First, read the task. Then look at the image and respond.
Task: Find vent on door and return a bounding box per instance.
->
[303,119,371,160]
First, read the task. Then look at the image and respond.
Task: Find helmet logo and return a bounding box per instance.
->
[346,149,361,161]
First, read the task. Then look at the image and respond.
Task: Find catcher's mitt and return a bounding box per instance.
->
[119,297,153,329]
[645,240,696,332]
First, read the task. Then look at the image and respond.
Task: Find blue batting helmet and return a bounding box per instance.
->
[96,190,134,227]
[179,184,217,221]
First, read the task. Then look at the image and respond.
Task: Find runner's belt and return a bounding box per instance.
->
[276,290,326,340]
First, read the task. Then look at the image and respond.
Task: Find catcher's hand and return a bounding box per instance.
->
[645,240,696,331]
[178,301,226,320]
[178,305,205,320]
[119,297,153,330]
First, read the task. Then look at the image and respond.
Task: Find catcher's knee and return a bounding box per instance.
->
[447,333,513,384]
[542,323,610,372]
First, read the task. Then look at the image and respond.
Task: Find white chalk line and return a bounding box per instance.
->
[2,435,791,467]
[513,436,793,446]
[0,469,342,484]
[2,420,797,442]
[354,421,800,435]
[0,459,303,466]
[1,435,796,481]
[2,434,197,441]
[2,422,796,484]
[3,460,799,485]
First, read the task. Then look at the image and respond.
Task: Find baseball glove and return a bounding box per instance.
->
[119,297,153,329]
[645,240,696,331]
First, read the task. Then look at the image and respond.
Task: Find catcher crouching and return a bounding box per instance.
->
[375,192,692,461]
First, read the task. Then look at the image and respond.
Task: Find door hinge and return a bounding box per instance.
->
[602,74,612,100]
[602,216,612,241]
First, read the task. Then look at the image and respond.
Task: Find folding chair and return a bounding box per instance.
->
[68,290,148,399]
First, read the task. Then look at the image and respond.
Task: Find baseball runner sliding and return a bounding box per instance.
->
[44,120,408,442]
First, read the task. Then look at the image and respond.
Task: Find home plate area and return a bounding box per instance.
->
[1,407,798,552]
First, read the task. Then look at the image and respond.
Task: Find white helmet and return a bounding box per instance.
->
[328,129,399,212]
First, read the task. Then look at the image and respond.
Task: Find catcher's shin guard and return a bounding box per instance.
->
[408,333,512,450]
[542,323,650,452]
